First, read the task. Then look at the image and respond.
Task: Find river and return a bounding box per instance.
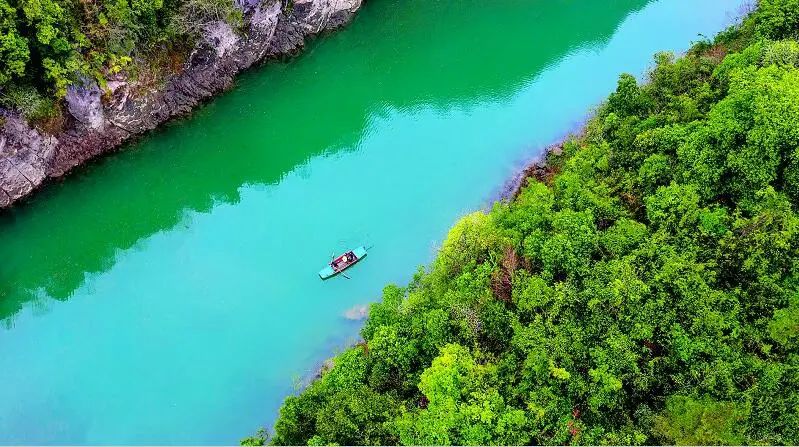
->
[0,0,744,443]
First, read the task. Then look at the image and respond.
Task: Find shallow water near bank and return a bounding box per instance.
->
[0,0,744,443]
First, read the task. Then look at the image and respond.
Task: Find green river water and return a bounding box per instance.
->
[0,0,744,444]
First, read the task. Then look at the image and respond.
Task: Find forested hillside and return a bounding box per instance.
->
[267,1,799,444]
[0,0,241,122]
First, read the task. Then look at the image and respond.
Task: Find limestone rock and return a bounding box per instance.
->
[293,0,363,32]
[66,81,105,130]
[0,113,57,204]
[204,21,241,58]
[235,0,262,12]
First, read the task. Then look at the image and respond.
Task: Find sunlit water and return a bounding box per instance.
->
[0,0,745,443]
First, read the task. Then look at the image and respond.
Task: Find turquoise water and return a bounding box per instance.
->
[0,0,744,443]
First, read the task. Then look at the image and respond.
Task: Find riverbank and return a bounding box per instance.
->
[268,1,799,444]
[0,0,362,209]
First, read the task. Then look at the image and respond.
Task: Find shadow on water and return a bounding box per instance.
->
[0,0,649,322]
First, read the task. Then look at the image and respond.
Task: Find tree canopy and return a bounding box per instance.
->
[0,0,241,121]
[264,2,799,445]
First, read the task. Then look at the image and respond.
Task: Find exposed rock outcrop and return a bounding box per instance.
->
[0,114,57,207]
[0,0,363,208]
[66,81,105,130]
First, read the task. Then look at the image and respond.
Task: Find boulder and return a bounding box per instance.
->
[66,81,105,130]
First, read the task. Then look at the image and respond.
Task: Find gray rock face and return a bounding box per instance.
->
[0,113,57,207]
[235,0,262,11]
[293,0,363,32]
[0,0,363,208]
[203,21,241,58]
[66,81,105,130]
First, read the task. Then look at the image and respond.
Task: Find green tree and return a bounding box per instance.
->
[654,396,746,445]
[0,0,29,86]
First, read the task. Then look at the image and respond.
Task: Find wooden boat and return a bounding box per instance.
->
[319,246,368,279]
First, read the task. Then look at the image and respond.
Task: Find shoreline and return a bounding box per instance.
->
[0,0,363,209]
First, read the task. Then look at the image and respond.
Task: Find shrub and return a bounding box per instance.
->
[0,84,58,121]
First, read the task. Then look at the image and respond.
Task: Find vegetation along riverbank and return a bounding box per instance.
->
[0,0,362,208]
[263,1,799,444]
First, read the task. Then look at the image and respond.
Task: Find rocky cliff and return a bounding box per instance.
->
[0,0,362,208]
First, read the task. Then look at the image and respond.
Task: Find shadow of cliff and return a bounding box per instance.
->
[0,0,649,323]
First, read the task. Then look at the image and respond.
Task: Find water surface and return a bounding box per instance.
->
[0,0,744,443]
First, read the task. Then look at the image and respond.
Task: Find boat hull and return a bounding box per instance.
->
[319,246,367,279]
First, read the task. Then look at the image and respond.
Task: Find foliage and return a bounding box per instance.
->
[0,0,241,107]
[240,428,269,446]
[653,396,746,445]
[170,0,243,38]
[266,3,799,446]
[0,0,29,85]
[0,83,58,121]
[755,0,799,39]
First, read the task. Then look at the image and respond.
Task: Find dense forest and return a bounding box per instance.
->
[260,1,799,445]
[0,0,241,122]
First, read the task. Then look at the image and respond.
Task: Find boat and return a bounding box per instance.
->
[319,246,368,279]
